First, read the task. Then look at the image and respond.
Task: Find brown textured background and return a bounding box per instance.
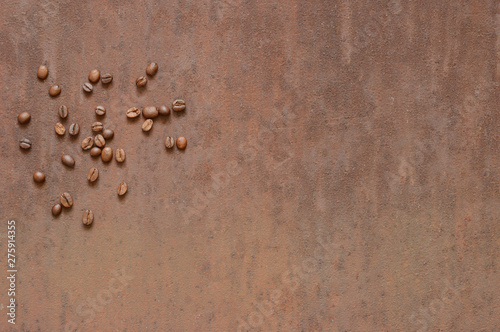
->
[0,0,499,331]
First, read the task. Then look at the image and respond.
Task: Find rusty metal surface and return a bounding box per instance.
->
[0,0,499,331]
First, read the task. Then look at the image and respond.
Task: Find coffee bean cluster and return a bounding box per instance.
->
[19,62,190,227]
[51,192,73,218]
[128,103,187,148]
[127,101,188,150]
[81,69,113,94]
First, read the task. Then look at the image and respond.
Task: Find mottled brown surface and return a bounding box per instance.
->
[0,1,499,331]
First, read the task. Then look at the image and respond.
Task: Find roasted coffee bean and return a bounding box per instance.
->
[101,147,113,162]
[33,171,45,183]
[101,73,113,84]
[81,137,94,150]
[90,147,102,157]
[94,134,106,148]
[87,167,99,182]
[82,210,94,226]
[142,119,153,132]
[117,182,128,196]
[49,85,61,97]
[146,62,158,76]
[37,65,48,80]
[88,69,100,83]
[164,136,175,149]
[158,105,171,116]
[95,105,106,116]
[102,128,114,140]
[55,122,66,135]
[82,82,93,93]
[18,112,31,124]
[69,123,80,136]
[126,107,141,118]
[176,136,187,149]
[58,105,68,119]
[115,148,126,162]
[19,138,32,149]
[142,106,158,119]
[61,154,75,167]
[172,99,186,112]
[60,192,73,208]
[136,76,147,87]
[52,204,62,216]
[91,122,103,132]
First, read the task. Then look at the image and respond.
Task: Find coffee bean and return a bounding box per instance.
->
[101,73,113,84]
[95,105,106,116]
[19,138,32,149]
[58,105,69,119]
[172,99,186,112]
[158,105,171,116]
[37,65,48,80]
[115,148,126,162]
[142,119,153,132]
[117,182,128,196]
[33,171,45,183]
[81,137,94,150]
[102,128,114,140]
[60,192,73,208]
[176,136,187,149]
[90,147,102,157]
[94,134,106,147]
[142,106,158,119]
[82,210,94,226]
[55,122,66,135]
[82,82,93,93]
[126,107,141,118]
[146,62,158,76]
[164,136,175,149]
[91,122,103,132]
[17,112,31,124]
[61,154,75,167]
[101,147,113,162]
[87,167,99,182]
[88,69,100,83]
[69,123,80,136]
[49,85,61,97]
[136,76,147,87]
[52,203,62,216]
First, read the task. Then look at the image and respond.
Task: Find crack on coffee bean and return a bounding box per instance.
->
[82,82,93,93]
[81,137,94,150]
[58,105,69,119]
[101,73,113,84]
[19,138,32,149]
[69,123,80,136]
[117,182,128,196]
[95,105,106,116]
[136,76,147,87]
[82,210,94,226]
[60,192,73,208]
[55,123,66,136]
[87,167,99,182]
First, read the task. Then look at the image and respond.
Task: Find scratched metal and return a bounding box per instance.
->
[0,0,499,331]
